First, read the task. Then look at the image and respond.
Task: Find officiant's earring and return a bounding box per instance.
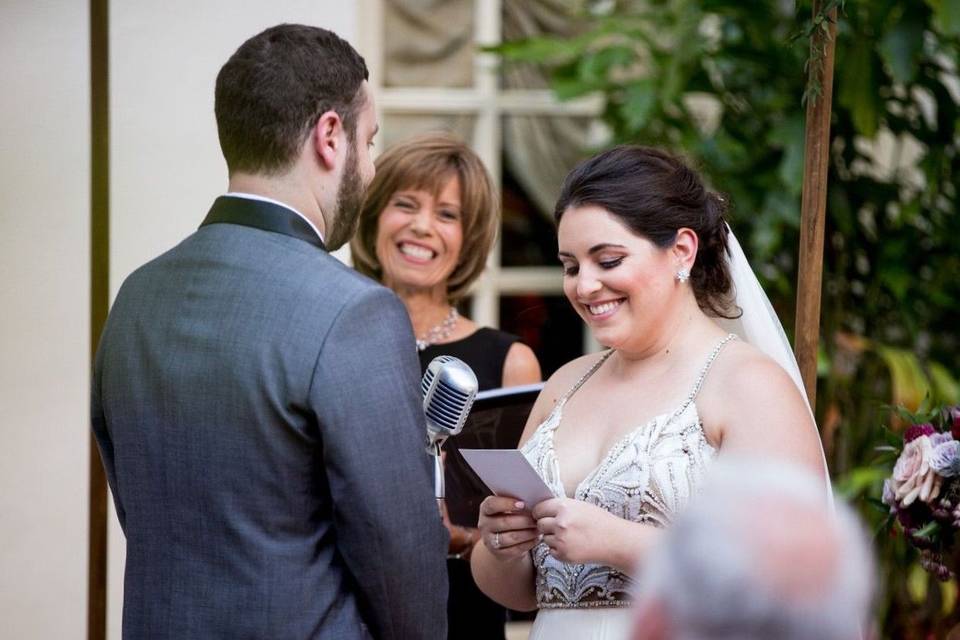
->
[676,268,690,283]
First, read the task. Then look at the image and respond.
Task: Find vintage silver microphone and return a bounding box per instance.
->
[421,355,478,499]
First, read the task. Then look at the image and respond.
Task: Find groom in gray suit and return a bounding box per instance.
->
[91,25,448,639]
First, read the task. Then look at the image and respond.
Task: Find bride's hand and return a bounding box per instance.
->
[478,495,539,561]
[532,498,617,565]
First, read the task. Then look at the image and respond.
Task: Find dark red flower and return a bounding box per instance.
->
[904,423,936,443]
[897,501,933,531]
[948,406,960,440]
[896,505,919,529]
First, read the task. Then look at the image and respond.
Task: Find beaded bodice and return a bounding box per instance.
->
[520,335,735,609]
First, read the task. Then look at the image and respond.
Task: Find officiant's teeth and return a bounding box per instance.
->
[588,300,622,316]
[399,243,435,260]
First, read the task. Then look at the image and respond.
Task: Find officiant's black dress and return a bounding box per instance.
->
[419,327,521,640]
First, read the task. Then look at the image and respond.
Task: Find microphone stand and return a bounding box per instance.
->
[433,441,445,501]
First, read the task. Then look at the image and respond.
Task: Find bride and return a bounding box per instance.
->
[470,146,829,639]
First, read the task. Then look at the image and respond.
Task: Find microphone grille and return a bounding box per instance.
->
[420,355,454,397]
[425,378,472,431]
[422,355,478,437]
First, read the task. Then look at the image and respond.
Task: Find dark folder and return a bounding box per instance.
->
[443,383,544,527]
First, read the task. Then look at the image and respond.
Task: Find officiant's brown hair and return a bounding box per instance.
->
[351,133,499,303]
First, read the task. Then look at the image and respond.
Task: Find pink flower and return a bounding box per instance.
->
[904,423,936,443]
[931,432,954,447]
[892,435,942,506]
[881,478,897,509]
[931,440,960,477]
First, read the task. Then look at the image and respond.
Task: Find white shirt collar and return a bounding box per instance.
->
[224,192,325,243]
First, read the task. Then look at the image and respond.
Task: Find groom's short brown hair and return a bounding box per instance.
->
[214,24,368,176]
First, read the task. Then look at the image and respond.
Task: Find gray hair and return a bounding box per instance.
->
[635,458,875,640]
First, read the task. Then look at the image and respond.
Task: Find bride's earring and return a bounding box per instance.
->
[676,268,690,283]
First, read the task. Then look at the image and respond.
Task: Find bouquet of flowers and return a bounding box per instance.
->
[882,405,960,580]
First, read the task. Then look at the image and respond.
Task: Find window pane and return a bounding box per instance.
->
[501,168,558,267]
[500,294,583,379]
[384,0,475,88]
[501,0,580,90]
[380,113,476,150]
[501,115,592,266]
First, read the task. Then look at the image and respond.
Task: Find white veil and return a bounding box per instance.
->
[714,225,833,491]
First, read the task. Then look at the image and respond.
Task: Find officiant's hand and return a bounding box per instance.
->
[532,498,618,565]
[439,499,480,559]
[478,496,539,561]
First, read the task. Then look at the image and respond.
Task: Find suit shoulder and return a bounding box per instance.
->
[109,240,187,303]
[314,253,386,294]
[304,254,403,313]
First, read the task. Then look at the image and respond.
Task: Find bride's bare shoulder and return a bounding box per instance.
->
[517,351,610,448]
[538,351,611,407]
[705,338,808,413]
[701,336,825,475]
[711,339,795,386]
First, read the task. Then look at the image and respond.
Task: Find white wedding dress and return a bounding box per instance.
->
[520,334,735,640]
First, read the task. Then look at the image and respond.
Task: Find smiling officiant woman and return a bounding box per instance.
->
[351,132,541,639]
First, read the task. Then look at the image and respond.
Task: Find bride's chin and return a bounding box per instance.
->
[588,327,620,348]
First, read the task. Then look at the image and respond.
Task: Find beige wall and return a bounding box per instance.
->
[0,2,357,638]
[110,2,359,283]
[0,1,91,638]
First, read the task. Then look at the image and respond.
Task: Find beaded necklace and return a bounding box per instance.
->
[415,307,459,351]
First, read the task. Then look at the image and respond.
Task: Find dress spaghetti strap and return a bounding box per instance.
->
[559,350,614,404]
[555,333,735,420]
[686,333,737,402]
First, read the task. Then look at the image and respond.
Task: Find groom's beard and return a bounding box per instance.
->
[324,143,364,251]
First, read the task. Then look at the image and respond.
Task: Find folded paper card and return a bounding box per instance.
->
[442,384,543,526]
[458,448,556,511]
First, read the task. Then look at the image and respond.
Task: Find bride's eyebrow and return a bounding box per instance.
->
[557,243,627,259]
[587,243,627,254]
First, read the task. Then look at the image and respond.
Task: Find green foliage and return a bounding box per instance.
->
[495,0,960,635]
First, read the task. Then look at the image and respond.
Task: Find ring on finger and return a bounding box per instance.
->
[494,531,501,549]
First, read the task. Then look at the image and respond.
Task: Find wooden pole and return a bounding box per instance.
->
[795,1,838,412]
[88,0,109,637]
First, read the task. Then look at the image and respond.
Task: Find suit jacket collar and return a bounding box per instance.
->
[200,196,327,251]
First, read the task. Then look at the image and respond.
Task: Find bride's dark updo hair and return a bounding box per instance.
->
[554,145,738,319]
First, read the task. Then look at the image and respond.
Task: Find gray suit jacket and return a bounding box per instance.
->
[91,196,448,639]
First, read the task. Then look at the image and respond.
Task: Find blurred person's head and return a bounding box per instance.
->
[633,458,874,640]
[351,133,498,302]
[555,146,736,351]
[215,24,377,249]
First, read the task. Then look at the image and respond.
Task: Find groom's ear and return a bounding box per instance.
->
[311,111,343,172]
[673,227,699,269]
